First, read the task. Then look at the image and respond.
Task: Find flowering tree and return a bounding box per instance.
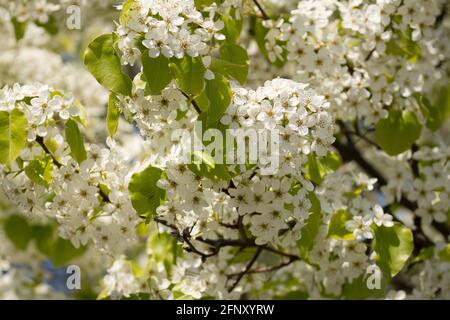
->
[0,0,449,300]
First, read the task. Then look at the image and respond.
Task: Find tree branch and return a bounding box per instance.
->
[253,0,270,20]
[333,139,387,186]
[36,136,62,168]
[334,123,449,247]
[179,90,201,114]
[37,136,113,203]
[228,247,263,292]
[228,257,297,277]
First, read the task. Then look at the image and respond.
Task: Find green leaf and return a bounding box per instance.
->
[252,18,286,68]
[221,10,243,44]
[84,33,132,96]
[306,154,322,185]
[50,238,85,267]
[0,109,28,165]
[107,93,120,136]
[373,222,414,277]
[25,158,53,187]
[438,244,450,262]
[322,151,341,171]
[147,232,182,268]
[194,0,215,9]
[32,224,85,267]
[188,146,232,182]
[31,224,55,254]
[385,28,421,63]
[65,119,87,164]
[275,290,309,300]
[204,74,232,125]
[375,110,422,156]
[120,0,139,25]
[4,217,85,265]
[412,246,434,263]
[416,94,445,132]
[35,15,58,35]
[142,51,173,95]
[297,192,322,261]
[72,100,88,127]
[120,293,152,300]
[193,90,210,113]
[128,165,166,223]
[193,150,216,168]
[185,120,233,182]
[341,274,387,300]
[327,210,354,240]
[305,152,341,185]
[4,215,33,250]
[434,84,450,121]
[170,56,205,97]
[210,44,249,85]
[188,162,232,182]
[11,17,27,41]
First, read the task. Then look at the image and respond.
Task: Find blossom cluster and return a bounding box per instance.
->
[366,141,450,227]
[0,84,140,255]
[0,0,113,24]
[116,0,239,77]
[0,0,449,301]
[120,78,336,247]
[0,0,60,24]
[260,0,450,125]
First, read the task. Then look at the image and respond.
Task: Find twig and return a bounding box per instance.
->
[409,143,420,177]
[36,136,62,168]
[237,215,248,241]
[334,122,449,246]
[219,221,239,229]
[334,139,387,186]
[435,4,448,27]
[155,217,220,259]
[345,129,380,149]
[228,257,297,277]
[228,247,263,292]
[179,90,202,114]
[253,0,270,20]
[262,246,300,260]
[156,217,304,273]
[182,234,219,259]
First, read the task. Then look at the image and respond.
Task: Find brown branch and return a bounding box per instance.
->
[197,236,254,248]
[334,122,449,247]
[155,218,221,260]
[435,4,448,27]
[253,0,270,20]
[228,257,297,277]
[155,217,304,274]
[333,138,387,186]
[179,90,201,114]
[37,136,113,204]
[36,136,62,168]
[409,143,420,177]
[219,221,239,229]
[98,189,110,203]
[262,246,300,260]
[228,247,263,292]
[182,234,219,260]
